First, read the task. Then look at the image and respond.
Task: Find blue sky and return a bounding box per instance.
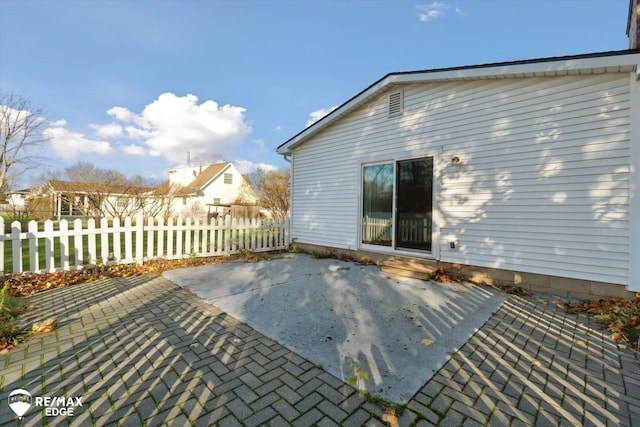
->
[0,0,631,186]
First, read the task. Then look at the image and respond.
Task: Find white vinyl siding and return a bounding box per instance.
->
[290,72,632,286]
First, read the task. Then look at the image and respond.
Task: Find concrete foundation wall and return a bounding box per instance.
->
[292,242,636,300]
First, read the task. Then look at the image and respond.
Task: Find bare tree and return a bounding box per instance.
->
[251,168,290,219]
[0,92,47,195]
[139,179,182,221]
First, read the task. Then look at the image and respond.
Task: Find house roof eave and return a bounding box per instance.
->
[276,49,640,155]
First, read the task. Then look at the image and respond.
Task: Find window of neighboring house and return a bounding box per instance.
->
[117,197,128,208]
[213,198,221,205]
[182,197,187,205]
[224,173,233,184]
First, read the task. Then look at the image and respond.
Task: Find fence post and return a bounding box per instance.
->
[208,215,216,256]
[146,216,154,260]
[176,216,183,258]
[135,214,144,265]
[113,218,121,262]
[100,218,109,264]
[192,217,200,256]
[124,217,133,263]
[224,214,232,255]
[87,218,97,265]
[28,221,38,272]
[215,216,223,255]
[59,220,69,271]
[165,217,172,259]
[11,221,21,273]
[44,220,54,272]
[157,217,164,258]
[73,218,83,267]
[184,217,192,256]
[285,215,290,248]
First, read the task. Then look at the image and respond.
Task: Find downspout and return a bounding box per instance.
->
[282,153,293,247]
[628,66,640,292]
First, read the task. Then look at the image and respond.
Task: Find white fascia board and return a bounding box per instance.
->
[389,53,640,83]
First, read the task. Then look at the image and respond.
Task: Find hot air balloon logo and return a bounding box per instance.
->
[8,389,32,419]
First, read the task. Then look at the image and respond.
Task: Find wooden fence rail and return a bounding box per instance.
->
[0,215,289,274]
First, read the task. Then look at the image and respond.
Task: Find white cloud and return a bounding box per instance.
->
[234,160,278,175]
[416,2,464,22]
[107,106,136,122]
[122,144,147,156]
[43,126,112,160]
[49,119,67,127]
[274,125,282,132]
[90,123,123,138]
[107,93,252,162]
[306,105,338,127]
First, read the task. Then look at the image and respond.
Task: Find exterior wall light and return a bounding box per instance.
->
[451,156,462,166]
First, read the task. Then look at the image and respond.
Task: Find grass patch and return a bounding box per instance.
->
[0,284,28,351]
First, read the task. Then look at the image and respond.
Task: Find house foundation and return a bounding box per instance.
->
[291,242,636,301]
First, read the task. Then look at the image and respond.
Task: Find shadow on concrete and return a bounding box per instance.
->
[165,253,508,404]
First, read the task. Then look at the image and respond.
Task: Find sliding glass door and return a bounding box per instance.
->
[395,158,433,251]
[362,164,393,246]
[362,157,433,253]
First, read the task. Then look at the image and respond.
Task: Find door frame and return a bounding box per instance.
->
[358,152,440,260]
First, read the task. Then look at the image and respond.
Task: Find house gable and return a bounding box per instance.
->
[277,50,640,155]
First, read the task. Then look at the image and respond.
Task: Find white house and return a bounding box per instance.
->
[168,162,255,218]
[277,47,640,299]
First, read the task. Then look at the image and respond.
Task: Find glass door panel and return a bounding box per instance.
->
[395,158,433,251]
[362,164,393,247]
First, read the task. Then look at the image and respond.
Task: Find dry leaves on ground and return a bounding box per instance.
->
[0,252,279,351]
[4,252,277,298]
[566,297,640,349]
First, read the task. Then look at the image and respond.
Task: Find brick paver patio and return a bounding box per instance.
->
[1,273,639,426]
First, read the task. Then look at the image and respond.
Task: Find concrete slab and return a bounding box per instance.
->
[163,253,508,404]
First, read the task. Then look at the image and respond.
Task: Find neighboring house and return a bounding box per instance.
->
[42,180,150,221]
[3,188,30,211]
[30,162,256,221]
[277,43,640,297]
[168,162,257,219]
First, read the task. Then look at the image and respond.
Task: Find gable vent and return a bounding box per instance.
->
[388,90,404,117]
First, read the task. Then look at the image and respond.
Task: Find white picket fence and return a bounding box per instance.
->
[362,215,431,245]
[0,215,289,274]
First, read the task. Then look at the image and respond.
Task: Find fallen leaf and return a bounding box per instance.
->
[532,360,542,368]
[575,340,587,347]
[421,338,435,346]
[32,317,57,333]
[382,412,399,426]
